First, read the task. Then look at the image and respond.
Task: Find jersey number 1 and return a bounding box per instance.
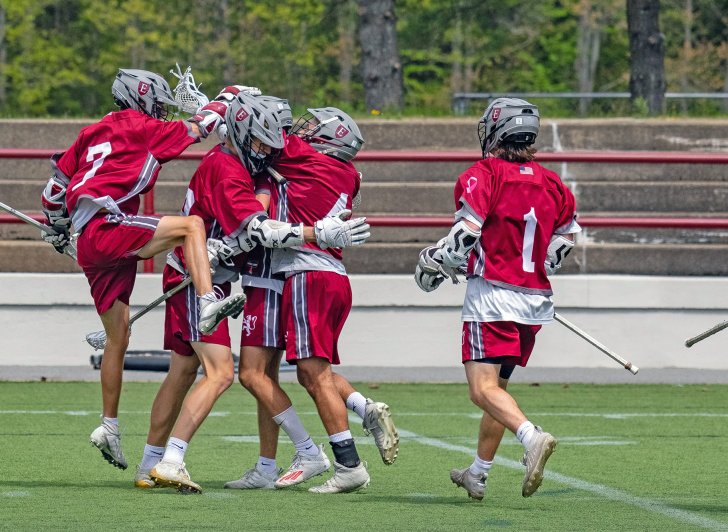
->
[71,142,112,191]
[522,207,537,273]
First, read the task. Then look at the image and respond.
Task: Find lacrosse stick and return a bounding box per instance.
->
[267,167,288,184]
[685,319,728,347]
[554,312,639,374]
[85,277,193,350]
[170,63,209,114]
[0,200,77,260]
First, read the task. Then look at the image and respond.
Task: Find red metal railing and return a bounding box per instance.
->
[3,148,728,272]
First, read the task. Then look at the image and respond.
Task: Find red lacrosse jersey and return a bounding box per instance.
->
[269,135,361,262]
[171,144,267,270]
[59,109,197,230]
[455,157,576,295]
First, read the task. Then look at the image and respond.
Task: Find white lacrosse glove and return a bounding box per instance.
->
[315,209,371,249]
[544,234,575,275]
[206,238,235,271]
[41,218,71,254]
[222,232,256,256]
[414,246,449,292]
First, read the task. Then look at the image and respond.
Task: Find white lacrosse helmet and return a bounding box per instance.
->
[225,93,285,175]
[478,97,540,156]
[291,107,364,162]
[112,69,177,120]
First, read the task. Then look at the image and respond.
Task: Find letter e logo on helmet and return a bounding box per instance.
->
[137,81,150,95]
[335,125,350,139]
[491,108,501,121]
[235,108,249,121]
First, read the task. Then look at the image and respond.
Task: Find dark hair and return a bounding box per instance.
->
[491,142,536,163]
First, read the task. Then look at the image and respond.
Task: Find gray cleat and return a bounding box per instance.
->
[450,467,487,501]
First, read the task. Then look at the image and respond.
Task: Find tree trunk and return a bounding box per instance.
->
[356,0,403,113]
[627,0,666,115]
[575,1,602,115]
[679,0,693,114]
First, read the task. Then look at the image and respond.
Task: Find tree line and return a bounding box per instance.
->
[0,0,726,118]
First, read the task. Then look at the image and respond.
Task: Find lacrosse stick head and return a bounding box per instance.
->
[85,330,107,351]
[170,63,209,114]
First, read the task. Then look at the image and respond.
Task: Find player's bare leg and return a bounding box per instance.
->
[89,299,130,470]
[463,361,556,497]
[151,343,234,493]
[136,352,200,488]
[138,215,245,334]
[297,357,369,493]
[333,373,399,465]
[226,346,290,489]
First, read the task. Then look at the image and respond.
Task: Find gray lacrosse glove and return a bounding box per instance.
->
[414,246,452,292]
[41,218,71,254]
[206,238,235,271]
[315,209,371,249]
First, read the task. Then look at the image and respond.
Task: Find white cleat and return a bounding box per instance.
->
[224,467,281,490]
[150,460,202,494]
[362,399,399,465]
[134,465,157,489]
[308,461,370,494]
[275,445,331,488]
[198,292,246,334]
[449,467,486,501]
[521,428,557,497]
[89,423,127,470]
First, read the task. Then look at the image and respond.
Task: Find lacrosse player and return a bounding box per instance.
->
[415,98,580,501]
[40,68,248,471]
[247,107,397,494]
[225,103,398,492]
[136,91,370,493]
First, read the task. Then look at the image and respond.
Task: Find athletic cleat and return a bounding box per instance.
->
[150,460,202,494]
[224,467,281,490]
[134,465,157,489]
[275,445,331,488]
[521,427,557,497]
[308,461,370,494]
[362,399,399,465]
[450,467,487,501]
[198,292,246,334]
[89,423,127,470]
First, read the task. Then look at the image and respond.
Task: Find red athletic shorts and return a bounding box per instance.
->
[163,265,231,356]
[240,286,284,349]
[280,271,351,365]
[77,214,160,314]
[462,320,541,367]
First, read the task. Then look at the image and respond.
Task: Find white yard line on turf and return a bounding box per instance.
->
[399,428,728,531]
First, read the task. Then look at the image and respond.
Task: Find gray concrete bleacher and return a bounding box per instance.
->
[1,118,728,275]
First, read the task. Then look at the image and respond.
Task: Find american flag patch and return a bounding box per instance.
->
[520,166,534,175]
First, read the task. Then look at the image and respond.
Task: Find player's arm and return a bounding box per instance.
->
[544,215,581,275]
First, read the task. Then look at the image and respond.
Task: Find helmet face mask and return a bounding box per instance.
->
[478,97,540,156]
[112,69,177,120]
[225,93,285,175]
[291,107,364,162]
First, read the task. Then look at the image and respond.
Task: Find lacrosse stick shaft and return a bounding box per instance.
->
[130,276,193,326]
[554,312,639,375]
[267,167,287,184]
[685,319,728,347]
[0,200,77,260]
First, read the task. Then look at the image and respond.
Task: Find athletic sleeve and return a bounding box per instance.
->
[552,175,578,233]
[211,172,267,237]
[144,118,198,163]
[254,173,272,196]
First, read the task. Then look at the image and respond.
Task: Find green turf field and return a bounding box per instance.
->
[0,381,727,531]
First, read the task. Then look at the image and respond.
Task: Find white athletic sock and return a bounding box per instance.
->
[469,455,493,477]
[329,430,353,444]
[273,406,318,456]
[102,416,118,428]
[516,421,537,448]
[345,392,368,420]
[163,437,188,465]
[140,444,164,471]
[256,456,277,475]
